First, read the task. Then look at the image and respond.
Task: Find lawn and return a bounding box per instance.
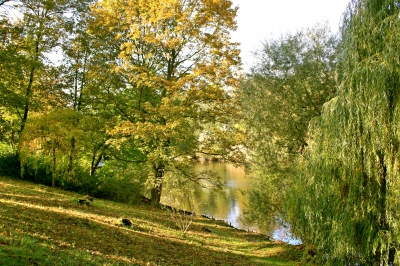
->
[0,176,302,265]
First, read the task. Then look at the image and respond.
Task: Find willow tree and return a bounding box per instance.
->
[240,24,338,231]
[288,0,400,264]
[88,0,243,204]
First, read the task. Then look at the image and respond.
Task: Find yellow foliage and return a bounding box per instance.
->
[87,0,244,201]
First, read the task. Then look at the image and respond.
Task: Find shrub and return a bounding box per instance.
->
[92,162,146,203]
[0,143,20,177]
[20,156,53,186]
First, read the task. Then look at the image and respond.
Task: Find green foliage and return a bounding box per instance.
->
[20,156,53,186]
[288,0,400,264]
[93,161,147,203]
[0,143,19,177]
[19,110,83,186]
[241,23,338,232]
[87,0,244,204]
[0,0,245,208]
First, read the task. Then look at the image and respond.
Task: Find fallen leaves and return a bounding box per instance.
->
[0,176,301,265]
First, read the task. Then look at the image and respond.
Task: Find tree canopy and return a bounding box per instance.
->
[240,23,338,231]
[0,0,244,205]
[87,0,244,204]
[287,0,400,264]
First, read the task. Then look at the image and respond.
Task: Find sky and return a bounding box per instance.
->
[231,0,351,70]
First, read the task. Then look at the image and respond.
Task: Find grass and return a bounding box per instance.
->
[0,176,302,265]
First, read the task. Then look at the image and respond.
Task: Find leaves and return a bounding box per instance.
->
[240,23,338,232]
[87,0,243,203]
[0,0,244,211]
[289,0,400,264]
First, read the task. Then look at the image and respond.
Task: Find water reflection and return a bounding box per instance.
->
[192,163,251,230]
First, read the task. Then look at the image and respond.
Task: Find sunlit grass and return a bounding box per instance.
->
[0,176,302,265]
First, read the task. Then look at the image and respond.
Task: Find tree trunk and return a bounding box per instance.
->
[20,65,35,133]
[20,19,43,134]
[67,137,75,176]
[77,54,87,111]
[52,146,56,187]
[151,185,162,206]
[375,151,396,265]
[151,166,164,206]
[90,153,102,176]
[73,69,78,110]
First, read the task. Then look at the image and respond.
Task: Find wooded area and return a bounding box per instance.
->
[0,0,245,204]
[1,0,400,264]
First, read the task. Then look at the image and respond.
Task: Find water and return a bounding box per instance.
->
[192,162,251,230]
[162,162,301,244]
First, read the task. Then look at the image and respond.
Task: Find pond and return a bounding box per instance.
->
[162,162,301,245]
[192,162,251,230]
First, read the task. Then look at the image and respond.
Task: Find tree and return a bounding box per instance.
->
[0,0,90,140]
[18,0,64,133]
[0,0,112,187]
[289,0,400,264]
[0,0,72,176]
[0,6,29,147]
[88,0,243,204]
[57,0,109,177]
[20,110,83,187]
[59,0,95,112]
[240,24,338,232]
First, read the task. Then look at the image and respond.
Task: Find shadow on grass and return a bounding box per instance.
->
[0,177,301,266]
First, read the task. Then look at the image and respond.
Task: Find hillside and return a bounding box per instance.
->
[0,176,301,265]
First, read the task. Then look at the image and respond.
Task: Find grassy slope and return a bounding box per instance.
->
[0,176,302,266]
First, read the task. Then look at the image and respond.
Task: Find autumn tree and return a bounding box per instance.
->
[88,0,243,204]
[59,0,96,112]
[57,0,109,177]
[288,0,400,264]
[0,0,111,187]
[0,0,90,142]
[0,0,66,172]
[240,24,338,231]
[0,16,25,146]
[20,110,83,187]
[17,0,69,133]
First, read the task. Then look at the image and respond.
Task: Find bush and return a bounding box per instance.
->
[0,144,20,177]
[6,142,147,204]
[92,162,146,203]
[20,156,53,186]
